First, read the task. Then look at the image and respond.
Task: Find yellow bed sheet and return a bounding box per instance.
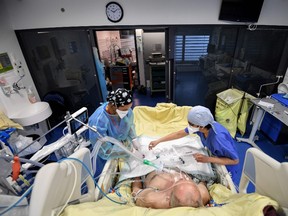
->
[61,103,279,216]
[133,103,192,136]
[61,183,279,216]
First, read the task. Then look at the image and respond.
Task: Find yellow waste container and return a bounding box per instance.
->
[237,92,255,136]
[215,88,254,138]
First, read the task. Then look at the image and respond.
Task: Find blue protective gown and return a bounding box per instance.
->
[89,102,136,144]
[88,102,136,177]
[185,122,240,182]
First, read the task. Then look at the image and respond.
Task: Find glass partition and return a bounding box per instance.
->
[16,29,103,127]
[171,25,288,111]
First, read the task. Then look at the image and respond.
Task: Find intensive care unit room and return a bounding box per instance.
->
[0,1,288,216]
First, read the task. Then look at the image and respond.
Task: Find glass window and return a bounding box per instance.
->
[175,35,210,62]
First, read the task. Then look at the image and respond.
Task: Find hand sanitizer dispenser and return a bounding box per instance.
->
[27,86,37,103]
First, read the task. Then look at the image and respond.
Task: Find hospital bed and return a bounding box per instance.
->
[1,103,287,216]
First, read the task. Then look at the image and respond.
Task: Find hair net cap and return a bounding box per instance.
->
[107,88,133,107]
[187,106,214,127]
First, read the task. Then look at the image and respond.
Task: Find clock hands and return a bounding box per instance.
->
[110,8,119,13]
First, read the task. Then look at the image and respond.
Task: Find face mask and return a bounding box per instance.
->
[116,109,129,119]
[188,125,199,134]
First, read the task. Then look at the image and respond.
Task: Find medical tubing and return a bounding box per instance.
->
[91,139,102,175]
[59,157,126,205]
[70,116,145,162]
[91,136,164,176]
[72,116,163,171]
[70,115,103,138]
[0,185,33,215]
[0,155,44,168]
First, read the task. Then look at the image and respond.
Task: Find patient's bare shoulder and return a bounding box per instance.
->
[145,171,174,190]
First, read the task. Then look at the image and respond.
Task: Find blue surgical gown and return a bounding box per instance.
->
[185,122,240,182]
[89,102,136,144]
[88,102,136,177]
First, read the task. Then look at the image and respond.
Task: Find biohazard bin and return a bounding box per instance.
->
[237,92,255,136]
[215,88,255,138]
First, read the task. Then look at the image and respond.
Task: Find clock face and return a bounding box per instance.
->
[106,2,123,23]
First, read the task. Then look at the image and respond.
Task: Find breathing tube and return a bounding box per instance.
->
[70,116,165,172]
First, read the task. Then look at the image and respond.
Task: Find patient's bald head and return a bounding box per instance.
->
[170,180,203,208]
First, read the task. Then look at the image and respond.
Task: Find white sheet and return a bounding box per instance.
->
[119,135,215,181]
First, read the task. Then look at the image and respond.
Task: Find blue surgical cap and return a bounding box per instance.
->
[187,106,214,127]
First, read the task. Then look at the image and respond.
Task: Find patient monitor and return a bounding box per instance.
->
[66,107,89,135]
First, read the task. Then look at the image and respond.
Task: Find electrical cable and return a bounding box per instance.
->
[59,157,127,205]
[62,126,68,136]
[55,160,77,216]
[0,185,33,215]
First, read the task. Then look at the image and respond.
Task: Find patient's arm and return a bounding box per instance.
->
[131,177,143,196]
[134,188,171,209]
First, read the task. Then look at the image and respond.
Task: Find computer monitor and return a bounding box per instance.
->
[219,0,264,23]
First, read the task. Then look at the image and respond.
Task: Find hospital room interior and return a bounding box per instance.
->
[0,0,288,215]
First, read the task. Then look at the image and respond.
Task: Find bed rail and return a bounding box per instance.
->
[239,147,288,215]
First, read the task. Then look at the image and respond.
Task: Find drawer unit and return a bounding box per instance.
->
[260,112,288,144]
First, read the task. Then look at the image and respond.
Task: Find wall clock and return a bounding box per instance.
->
[106,2,124,23]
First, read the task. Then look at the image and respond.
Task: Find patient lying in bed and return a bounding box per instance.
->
[131,169,210,209]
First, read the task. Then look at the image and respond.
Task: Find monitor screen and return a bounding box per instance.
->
[67,107,88,135]
[219,0,264,23]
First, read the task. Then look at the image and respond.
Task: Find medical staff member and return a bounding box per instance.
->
[89,88,136,177]
[149,105,239,183]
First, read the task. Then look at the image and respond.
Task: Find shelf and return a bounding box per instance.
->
[149,63,165,95]
[110,65,133,90]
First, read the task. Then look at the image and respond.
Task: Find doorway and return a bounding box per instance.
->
[95,30,138,92]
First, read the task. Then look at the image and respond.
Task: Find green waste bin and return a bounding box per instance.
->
[215,88,255,138]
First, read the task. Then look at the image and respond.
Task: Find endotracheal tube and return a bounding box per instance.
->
[70,115,163,171]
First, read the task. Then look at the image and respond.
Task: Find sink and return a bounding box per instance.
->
[9,102,52,126]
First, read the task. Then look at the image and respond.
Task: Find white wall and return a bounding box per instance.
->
[4,0,288,29]
[0,1,38,114]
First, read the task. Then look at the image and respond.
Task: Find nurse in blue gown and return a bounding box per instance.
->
[89,88,136,178]
[148,105,240,183]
